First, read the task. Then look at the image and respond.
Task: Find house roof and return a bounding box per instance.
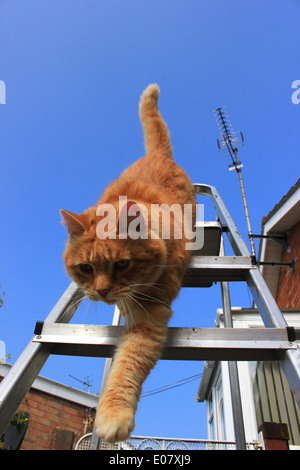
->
[261,178,300,227]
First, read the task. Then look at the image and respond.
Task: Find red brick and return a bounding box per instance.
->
[62,405,85,417]
[37,438,51,449]
[31,394,48,406]
[276,221,300,308]
[15,388,96,450]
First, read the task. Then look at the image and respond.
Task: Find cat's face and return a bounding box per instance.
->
[61,207,167,305]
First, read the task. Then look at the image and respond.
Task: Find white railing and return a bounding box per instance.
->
[75,433,259,450]
[125,435,237,450]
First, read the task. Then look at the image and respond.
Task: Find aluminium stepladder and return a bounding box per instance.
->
[0,184,299,447]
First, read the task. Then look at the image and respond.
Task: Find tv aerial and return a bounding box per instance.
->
[214,106,256,258]
[69,374,93,393]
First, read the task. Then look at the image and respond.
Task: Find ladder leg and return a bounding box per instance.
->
[0,282,83,437]
[89,306,122,450]
[0,341,53,438]
[220,238,247,450]
[281,349,300,407]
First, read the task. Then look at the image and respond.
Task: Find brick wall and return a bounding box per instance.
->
[16,388,95,450]
[276,221,300,308]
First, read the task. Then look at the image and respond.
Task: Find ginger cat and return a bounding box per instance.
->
[60,84,196,443]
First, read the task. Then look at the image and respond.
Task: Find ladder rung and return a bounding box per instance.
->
[183,256,254,287]
[32,324,296,362]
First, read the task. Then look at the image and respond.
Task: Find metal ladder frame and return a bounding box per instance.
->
[0,184,299,445]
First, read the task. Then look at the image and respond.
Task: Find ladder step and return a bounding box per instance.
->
[183,256,254,287]
[32,324,297,362]
[192,221,222,257]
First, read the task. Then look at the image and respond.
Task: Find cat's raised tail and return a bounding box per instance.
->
[139,83,173,159]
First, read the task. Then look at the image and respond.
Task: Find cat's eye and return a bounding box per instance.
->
[78,263,94,274]
[113,259,130,270]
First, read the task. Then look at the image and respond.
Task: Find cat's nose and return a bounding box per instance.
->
[97,288,111,298]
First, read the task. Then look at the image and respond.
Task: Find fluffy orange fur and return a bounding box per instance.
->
[60,84,196,443]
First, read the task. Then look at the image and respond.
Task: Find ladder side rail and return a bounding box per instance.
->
[195,184,254,257]
[195,184,288,329]
[0,282,83,437]
[195,184,300,408]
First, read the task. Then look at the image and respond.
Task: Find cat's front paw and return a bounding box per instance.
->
[95,406,135,444]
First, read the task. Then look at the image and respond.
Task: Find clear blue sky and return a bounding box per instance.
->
[1,1,299,440]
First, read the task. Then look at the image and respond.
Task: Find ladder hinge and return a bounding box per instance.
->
[34,321,44,336]
[286,326,296,343]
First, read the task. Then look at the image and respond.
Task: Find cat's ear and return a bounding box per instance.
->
[60,209,90,236]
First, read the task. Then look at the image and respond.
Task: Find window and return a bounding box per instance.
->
[207,394,214,440]
[215,371,225,440]
[207,368,226,442]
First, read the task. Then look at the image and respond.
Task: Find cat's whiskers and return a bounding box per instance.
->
[124,292,158,330]
[59,291,85,322]
[92,299,99,322]
[119,296,144,338]
[121,292,153,334]
[81,299,93,323]
[129,282,172,299]
[121,297,134,328]
[130,289,170,308]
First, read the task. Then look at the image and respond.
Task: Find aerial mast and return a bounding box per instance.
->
[215,107,256,258]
